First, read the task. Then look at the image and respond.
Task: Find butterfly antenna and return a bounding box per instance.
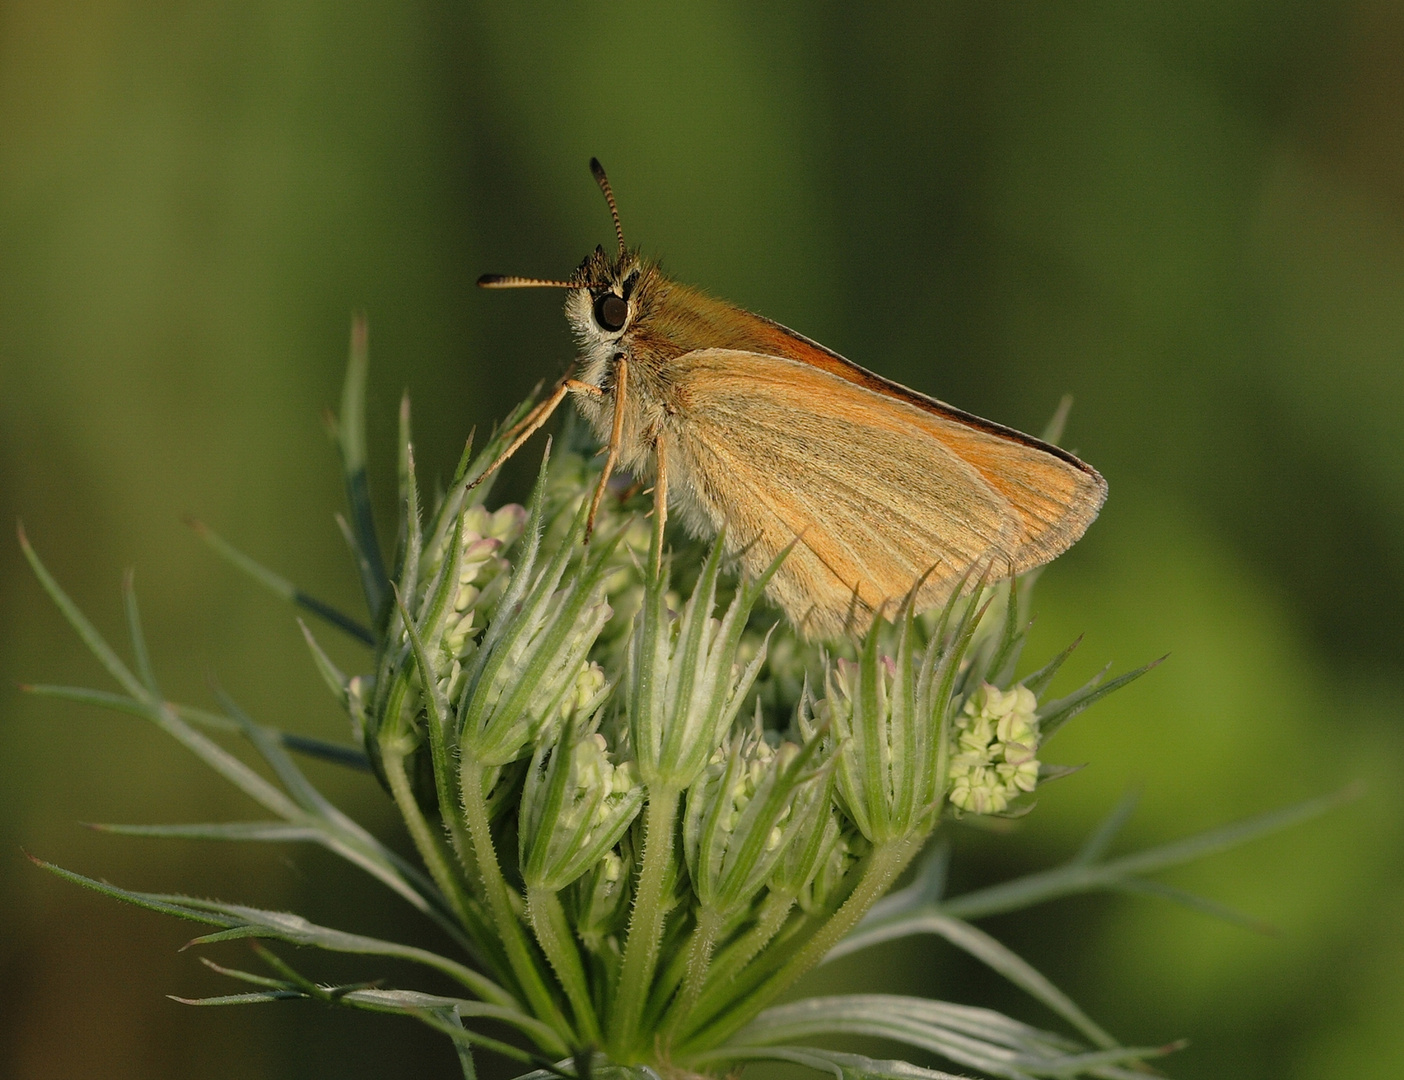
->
[589,158,626,257]
[477,275,580,289]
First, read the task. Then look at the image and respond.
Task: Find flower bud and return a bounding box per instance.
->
[456,482,621,768]
[628,536,772,791]
[520,724,644,892]
[798,826,869,915]
[571,845,634,956]
[947,682,1042,815]
[683,723,827,914]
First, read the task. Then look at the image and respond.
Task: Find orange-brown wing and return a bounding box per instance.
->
[663,348,1105,637]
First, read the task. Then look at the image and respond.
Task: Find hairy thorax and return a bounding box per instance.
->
[563,265,859,546]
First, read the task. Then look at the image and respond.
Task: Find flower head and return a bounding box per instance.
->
[27,357,1177,1080]
[948,682,1042,815]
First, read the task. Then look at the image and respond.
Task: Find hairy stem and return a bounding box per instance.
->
[688,889,798,1022]
[527,886,603,1047]
[381,749,479,945]
[678,836,922,1054]
[608,787,680,1059]
[662,905,726,1044]
[460,758,575,1041]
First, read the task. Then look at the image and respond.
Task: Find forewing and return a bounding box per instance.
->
[726,312,1109,571]
[666,349,1039,636]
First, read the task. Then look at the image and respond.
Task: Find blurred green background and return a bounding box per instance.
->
[3,2,1402,1077]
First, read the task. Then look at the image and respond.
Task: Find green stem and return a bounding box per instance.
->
[608,787,680,1059]
[396,599,477,877]
[382,748,479,942]
[678,836,921,1055]
[662,905,726,1044]
[432,753,481,902]
[460,758,575,1041]
[527,886,603,1047]
[688,890,797,1022]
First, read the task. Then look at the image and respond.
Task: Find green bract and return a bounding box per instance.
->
[21,324,1353,1080]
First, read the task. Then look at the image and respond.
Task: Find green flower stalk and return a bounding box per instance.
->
[20,322,1354,1080]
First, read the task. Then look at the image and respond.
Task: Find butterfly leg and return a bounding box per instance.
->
[502,372,568,441]
[584,356,628,540]
[650,430,669,575]
[465,377,601,492]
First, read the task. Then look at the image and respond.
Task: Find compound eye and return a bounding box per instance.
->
[594,293,628,332]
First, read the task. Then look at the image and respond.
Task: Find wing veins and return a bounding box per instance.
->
[700,396,1013,556]
[684,432,873,604]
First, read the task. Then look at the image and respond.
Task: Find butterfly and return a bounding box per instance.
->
[478,160,1106,638]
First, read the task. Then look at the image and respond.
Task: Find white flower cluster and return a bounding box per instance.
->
[422,503,526,698]
[948,683,1041,815]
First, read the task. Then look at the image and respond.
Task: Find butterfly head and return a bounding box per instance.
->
[562,244,658,364]
[478,160,673,384]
